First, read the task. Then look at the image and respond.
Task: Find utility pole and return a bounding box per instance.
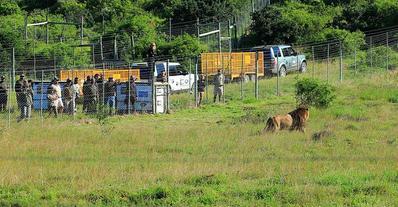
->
[169,18,172,41]
[24,15,28,40]
[46,15,49,44]
[80,16,84,45]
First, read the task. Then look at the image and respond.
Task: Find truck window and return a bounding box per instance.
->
[289,48,296,56]
[282,48,291,57]
[156,64,165,74]
[169,65,178,76]
[272,47,281,57]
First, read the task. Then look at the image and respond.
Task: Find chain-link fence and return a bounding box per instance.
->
[0,28,397,128]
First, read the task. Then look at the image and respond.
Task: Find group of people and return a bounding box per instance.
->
[13,74,34,121]
[0,73,138,121]
[197,69,225,106]
[47,74,138,117]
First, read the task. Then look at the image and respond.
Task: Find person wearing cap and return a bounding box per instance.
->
[104,77,117,115]
[50,77,64,115]
[97,74,105,105]
[87,78,98,113]
[15,74,25,115]
[125,76,137,114]
[0,76,7,112]
[82,76,91,113]
[18,79,33,121]
[197,74,206,107]
[147,43,157,81]
[71,77,80,114]
[213,69,224,103]
[63,79,73,114]
[47,88,59,118]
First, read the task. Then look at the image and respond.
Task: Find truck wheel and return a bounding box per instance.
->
[243,75,250,83]
[300,62,307,73]
[249,74,256,81]
[279,66,287,77]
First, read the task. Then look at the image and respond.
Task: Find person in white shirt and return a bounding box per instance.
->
[50,77,64,115]
[71,77,80,114]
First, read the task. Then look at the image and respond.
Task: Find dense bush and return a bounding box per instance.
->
[295,78,336,108]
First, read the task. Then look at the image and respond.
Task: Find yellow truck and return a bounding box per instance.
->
[59,69,140,82]
[200,52,264,81]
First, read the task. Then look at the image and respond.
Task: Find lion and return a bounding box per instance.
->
[263,106,309,133]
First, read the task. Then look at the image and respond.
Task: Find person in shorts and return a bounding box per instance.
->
[50,78,64,115]
[47,88,59,118]
[213,69,224,103]
[197,74,206,106]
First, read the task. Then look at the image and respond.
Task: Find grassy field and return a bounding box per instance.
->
[0,66,397,206]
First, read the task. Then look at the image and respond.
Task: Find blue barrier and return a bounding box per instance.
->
[116,82,153,113]
[32,82,65,110]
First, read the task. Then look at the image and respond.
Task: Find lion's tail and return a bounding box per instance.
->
[263,117,275,133]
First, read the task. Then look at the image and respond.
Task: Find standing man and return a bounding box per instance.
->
[18,80,33,122]
[87,78,98,113]
[71,77,80,114]
[51,77,64,115]
[197,74,206,107]
[147,43,157,72]
[213,69,225,103]
[104,77,117,115]
[63,79,73,114]
[0,76,7,112]
[82,76,91,113]
[125,76,137,114]
[97,74,105,105]
[15,74,25,116]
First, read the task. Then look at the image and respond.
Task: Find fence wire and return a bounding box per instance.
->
[0,29,397,127]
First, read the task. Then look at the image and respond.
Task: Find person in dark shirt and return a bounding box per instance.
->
[197,74,206,107]
[104,77,117,115]
[82,76,91,113]
[125,76,137,114]
[0,76,8,112]
[15,74,25,113]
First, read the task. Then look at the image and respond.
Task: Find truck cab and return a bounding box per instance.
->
[132,62,195,92]
[255,45,307,77]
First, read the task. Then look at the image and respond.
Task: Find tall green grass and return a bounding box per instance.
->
[0,67,397,206]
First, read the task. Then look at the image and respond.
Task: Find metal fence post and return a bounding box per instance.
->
[370,36,373,69]
[386,32,389,71]
[12,48,15,92]
[8,50,13,128]
[41,70,44,124]
[128,68,131,115]
[276,55,280,96]
[166,59,170,113]
[100,36,105,70]
[53,52,56,77]
[339,41,343,82]
[205,54,209,102]
[169,18,172,41]
[255,51,259,99]
[327,43,330,83]
[194,57,198,108]
[241,52,244,100]
[312,46,315,78]
[80,16,84,45]
[354,47,357,74]
[151,59,156,114]
[114,35,118,61]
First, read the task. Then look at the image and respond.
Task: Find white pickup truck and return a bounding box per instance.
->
[132,62,196,93]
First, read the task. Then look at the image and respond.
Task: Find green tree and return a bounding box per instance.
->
[0,0,21,16]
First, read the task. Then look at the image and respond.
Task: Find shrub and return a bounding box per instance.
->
[295,78,336,108]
